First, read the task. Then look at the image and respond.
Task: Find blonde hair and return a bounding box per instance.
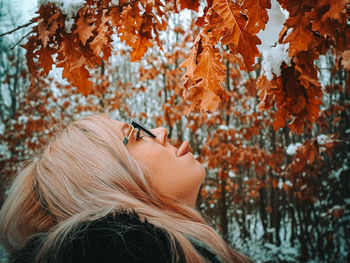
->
[0,114,249,263]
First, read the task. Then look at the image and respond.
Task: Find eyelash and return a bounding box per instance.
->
[131,130,144,142]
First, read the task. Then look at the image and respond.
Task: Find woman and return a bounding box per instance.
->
[0,114,250,263]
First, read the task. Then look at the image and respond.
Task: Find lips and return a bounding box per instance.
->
[176,141,189,157]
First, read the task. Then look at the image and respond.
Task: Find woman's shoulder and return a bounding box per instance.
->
[10,211,176,263]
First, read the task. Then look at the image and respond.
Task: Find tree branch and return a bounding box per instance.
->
[10,31,33,50]
[0,21,35,37]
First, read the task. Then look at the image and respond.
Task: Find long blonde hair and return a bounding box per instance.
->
[0,114,249,263]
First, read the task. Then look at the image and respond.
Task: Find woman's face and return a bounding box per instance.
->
[114,120,205,207]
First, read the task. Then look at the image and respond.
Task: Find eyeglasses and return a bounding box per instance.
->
[123,119,156,146]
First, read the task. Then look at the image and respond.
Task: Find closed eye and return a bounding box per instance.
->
[136,130,144,141]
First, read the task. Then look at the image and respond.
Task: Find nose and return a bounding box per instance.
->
[151,127,168,145]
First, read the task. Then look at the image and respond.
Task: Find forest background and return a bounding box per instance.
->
[0,0,349,262]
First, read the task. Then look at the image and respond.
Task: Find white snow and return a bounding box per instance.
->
[317,134,332,145]
[257,0,287,52]
[262,43,292,81]
[228,170,236,178]
[18,115,29,124]
[286,142,302,155]
[279,5,289,19]
[37,0,86,32]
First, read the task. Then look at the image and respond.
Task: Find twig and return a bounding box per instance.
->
[10,31,33,50]
[103,0,140,10]
[0,21,35,37]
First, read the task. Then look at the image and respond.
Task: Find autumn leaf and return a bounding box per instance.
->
[36,47,55,76]
[273,104,287,130]
[130,36,153,61]
[182,39,229,113]
[109,7,121,27]
[283,15,314,57]
[180,34,202,83]
[242,0,271,34]
[90,10,113,59]
[341,50,350,70]
[322,0,349,22]
[206,0,262,71]
[57,36,94,95]
[257,75,277,111]
[37,19,51,47]
[22,36,38,77]
[307,0,349,42]
[179,0,200,12]
[73,6,96,46]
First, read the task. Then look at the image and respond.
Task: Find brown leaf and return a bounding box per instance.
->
[283,15,314,57]
[38,19,51,48]
[73,6,96,46]
[341,50,350,70]
[183,42,229,113]
[242,0,271,34]
[90,10,113,58]
[22,36,38,77]
[36,47,55,76]
[179,0,200,12]
[206,0,261,71]
[273,104,287,130]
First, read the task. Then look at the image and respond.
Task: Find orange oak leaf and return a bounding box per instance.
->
[179,0,200,12]
[283,15,314,57]
[182,39,229,113]
[73,6,96,46]
[22,36,38,77]
[90,10,113,59]
[37,19,51,48]
[180,34,201,82]
[63,66,93,96]
[109,6,121,27]
[307,0,348,41]
[195,0,214,27]
[322,0,349,22]
[257,75,277,111]
[118,5,143,56]
[36,4,63,48]
[56,36,94,95]
[206,0,261,71]
[36,47,55,76]
[242,0,271,34]
[273,104,287,130]
[341,50,350,70]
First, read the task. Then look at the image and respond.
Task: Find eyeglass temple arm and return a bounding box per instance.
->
[123,126,135,145]
[131,120,156,138]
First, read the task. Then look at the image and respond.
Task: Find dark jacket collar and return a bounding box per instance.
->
[10,211,222,263]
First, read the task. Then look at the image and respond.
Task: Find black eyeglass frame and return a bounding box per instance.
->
[123,119,156,146]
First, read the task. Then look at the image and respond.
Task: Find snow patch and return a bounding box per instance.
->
[286,142,302,155]
[317,134,332,145]
[229,170,236,178]
[262,43,292,81]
